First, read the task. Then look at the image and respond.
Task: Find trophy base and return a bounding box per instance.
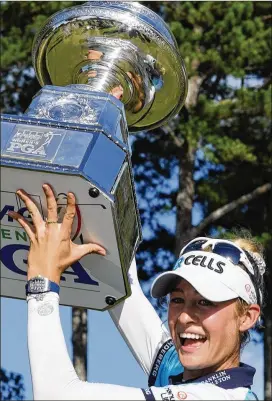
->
[0,167,137,310]
[0,113,141,310]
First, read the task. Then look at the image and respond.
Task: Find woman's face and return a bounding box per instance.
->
[168,278,242,379]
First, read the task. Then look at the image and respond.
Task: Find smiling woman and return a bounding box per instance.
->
[168,281,257,377]
[10,185,266,400]
[154,236,266,357]
[146,236,265,393]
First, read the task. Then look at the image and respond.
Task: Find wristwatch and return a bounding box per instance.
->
[26,275,60,300]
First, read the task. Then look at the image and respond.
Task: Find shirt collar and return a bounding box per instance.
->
[169,363,256,390]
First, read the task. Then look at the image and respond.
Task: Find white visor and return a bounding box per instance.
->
[151,251,257,304]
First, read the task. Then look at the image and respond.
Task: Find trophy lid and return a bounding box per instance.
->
[33,1,187,132]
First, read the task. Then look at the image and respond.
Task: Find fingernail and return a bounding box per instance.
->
[98,250,106,255]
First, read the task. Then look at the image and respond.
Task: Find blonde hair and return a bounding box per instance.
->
[226,229,265,347]
[199,229,265,347]
[233,238,263,255]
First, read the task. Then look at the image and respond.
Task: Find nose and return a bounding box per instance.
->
[176,305,198,326]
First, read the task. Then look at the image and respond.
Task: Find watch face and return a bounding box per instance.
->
[29,278,46,293]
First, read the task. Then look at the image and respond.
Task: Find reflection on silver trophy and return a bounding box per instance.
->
[0,1,187,310]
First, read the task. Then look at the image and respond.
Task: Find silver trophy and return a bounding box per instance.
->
[0,1,187,310]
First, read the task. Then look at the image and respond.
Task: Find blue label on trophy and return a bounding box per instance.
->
[3,124,65,162]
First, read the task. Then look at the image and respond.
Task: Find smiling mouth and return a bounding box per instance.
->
[179,334,207,352]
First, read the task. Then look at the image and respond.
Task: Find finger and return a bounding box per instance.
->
[43,184,58,223]
[16,189,44,228]
[73,243,106,261]
[61,192,76,237]
[8,211,36,242]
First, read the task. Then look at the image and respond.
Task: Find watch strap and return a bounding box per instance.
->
[48,281,60,294]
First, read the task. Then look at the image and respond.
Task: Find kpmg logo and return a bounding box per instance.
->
[5,125,63,160]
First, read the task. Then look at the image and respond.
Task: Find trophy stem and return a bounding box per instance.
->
[74,63,132,102]
[72,39,155,115]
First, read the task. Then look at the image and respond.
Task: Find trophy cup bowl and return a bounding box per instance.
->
[0,1,187,310]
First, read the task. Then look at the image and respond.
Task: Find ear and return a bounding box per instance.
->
[239,304,261,333]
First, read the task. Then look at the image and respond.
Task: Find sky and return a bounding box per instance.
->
[1,293,264,400]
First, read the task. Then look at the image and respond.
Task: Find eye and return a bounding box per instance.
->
[198,299,215,306]
[170,297,184,304]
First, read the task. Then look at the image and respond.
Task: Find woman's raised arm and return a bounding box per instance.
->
[109,257,172,376]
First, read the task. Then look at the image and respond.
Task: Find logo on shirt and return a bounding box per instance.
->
[149,339,174,385]
[177,391,187,400]
[160,387,174,401]
[201,370,231,385]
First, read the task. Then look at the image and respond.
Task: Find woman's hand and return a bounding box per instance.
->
[8,184,106,284]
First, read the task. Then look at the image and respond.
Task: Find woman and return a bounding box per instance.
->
[109,233,266,391]
[9,184,265,400]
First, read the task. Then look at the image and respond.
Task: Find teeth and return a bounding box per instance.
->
[179,333,206,340]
